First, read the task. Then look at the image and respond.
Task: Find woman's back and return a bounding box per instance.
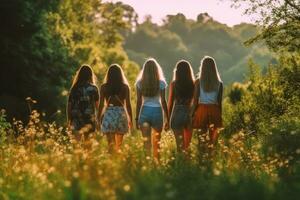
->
[199,80,221,104]
[102,83,127,106]
[69,83,99,117]
[136,80,166,107]
[171,81,193,105]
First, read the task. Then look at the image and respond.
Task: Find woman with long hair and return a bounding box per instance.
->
[168,60,195,154]
[191,56,223,154]
[98,64,132,153]
[67,64,99,140]
[135,58,169,161]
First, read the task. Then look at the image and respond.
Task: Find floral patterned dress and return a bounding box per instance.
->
[68,83,99,132]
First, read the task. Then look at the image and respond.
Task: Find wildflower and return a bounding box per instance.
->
[64,180,71,187]
[290,130,296,135]
[213,168,221,176]
[166,191,176,198]
[83,165,89,170]
[123,184,131,192]
[48,182,53,189]
[73,172,79,178]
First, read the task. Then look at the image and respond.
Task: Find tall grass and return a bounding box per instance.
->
[0,110,299,200]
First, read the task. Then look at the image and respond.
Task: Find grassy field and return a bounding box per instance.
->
[0,110,299,200]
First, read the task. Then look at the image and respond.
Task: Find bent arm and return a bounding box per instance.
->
[161,89,169,123]
[167,82,175,122]
[136,87,142,121]
[125,86,133,123]
[217,82,223,113]
[98,86,105,121]
[191,79,200,116]
[67,97,72,124]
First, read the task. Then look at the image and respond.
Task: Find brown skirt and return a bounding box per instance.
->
[192,104,222,129]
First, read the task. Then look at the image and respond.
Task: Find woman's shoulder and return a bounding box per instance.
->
[135,80,141,89]
[120,83,130,92]
[100,83,108,88]
[219,81,223,89]
[87,84,99,94]
[159,80,167,89]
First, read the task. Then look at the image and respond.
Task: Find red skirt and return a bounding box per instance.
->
[192,104,222,129]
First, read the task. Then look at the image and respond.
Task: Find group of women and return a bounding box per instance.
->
[67,56,223,160]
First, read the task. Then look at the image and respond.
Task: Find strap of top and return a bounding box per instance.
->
[106,95,124,107]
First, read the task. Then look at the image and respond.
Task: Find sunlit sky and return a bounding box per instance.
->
[105,0,254,26]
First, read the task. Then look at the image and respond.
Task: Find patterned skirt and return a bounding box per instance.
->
[101,106,128,134]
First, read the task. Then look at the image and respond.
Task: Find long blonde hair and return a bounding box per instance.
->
[199,56,222,92]
[136,58,166,97]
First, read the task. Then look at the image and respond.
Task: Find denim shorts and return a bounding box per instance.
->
[170,105,191,131]
[138,106,163,131]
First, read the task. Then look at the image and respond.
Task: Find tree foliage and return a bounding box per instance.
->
[0,0,139,121]
[124,13,274,83]
[228,0,300,52]
[0,0,76,121]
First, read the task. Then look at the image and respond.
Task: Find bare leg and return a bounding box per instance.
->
[197,128,208,162]
[141,122,152,156]
[106,133,115,154]
[183,128,192,151]
[210,128,219,144]
[174,130,184,153]
[152,130,161,162]
[115,133,124,153]
[208,127,219,158]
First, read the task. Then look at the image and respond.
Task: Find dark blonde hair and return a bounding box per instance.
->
[136,58,166,97]
[70,64,96,91]
[199,56,221,92]
[172,60,195,99]
[104,64,129,96]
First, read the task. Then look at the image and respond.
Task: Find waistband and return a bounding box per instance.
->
[198,103,219,106]
[106,106,124,109]
[142,105,162,109]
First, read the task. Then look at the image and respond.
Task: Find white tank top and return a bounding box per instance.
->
[199,82,220,104]
[136,80,167,107]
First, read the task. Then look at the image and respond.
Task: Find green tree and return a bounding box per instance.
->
[229,0,300,52]
[0,0,76,121]
[48,0,139,81]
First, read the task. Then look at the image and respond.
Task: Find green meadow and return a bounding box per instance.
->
[0,0,299,199]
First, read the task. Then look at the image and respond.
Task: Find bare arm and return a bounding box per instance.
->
[167,82,175,123]
[95,86,100,117]
[190,79,200,116]
[67,97,72,125]
[125,86,133,124]
[161,88,169,125]
[217,82,223,113]
[97,85,105,123]
[135,86,142,128]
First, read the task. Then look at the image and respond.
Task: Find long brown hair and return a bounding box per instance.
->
[136,58,166,97]
[199,56,221,92]
[70,64,96,92]
[104,64,129,96]
[173,60,195,99]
